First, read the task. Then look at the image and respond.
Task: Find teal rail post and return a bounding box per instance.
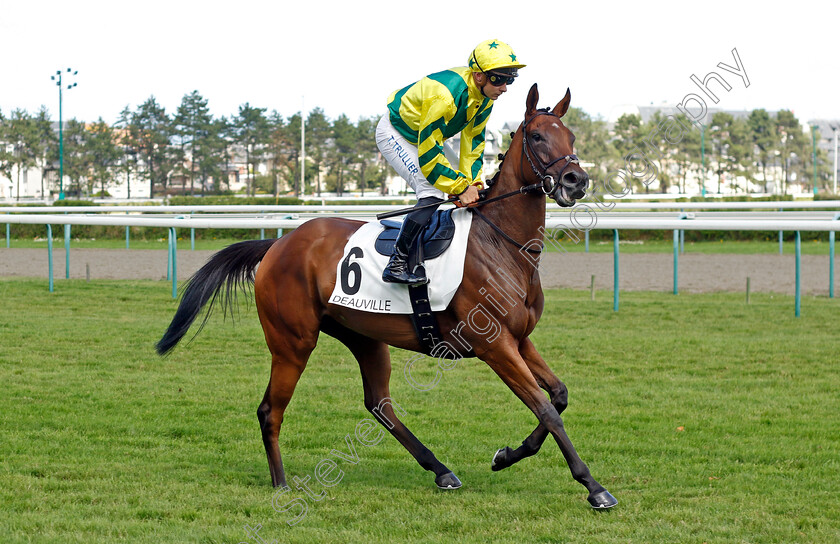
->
[125,211,130,249]
[5,222,9,248]
[64,224,71,279]
[613,229,619,312]
[795,231,801,317]
[47,225,54,292]
[830,213,838,299]
[190,228,195,251]
[277,228,283,238]
[830,230,835,299]
[673,229,679,295]
[169,227,177,299]
[166,228,172,282]
[585,229,589,252]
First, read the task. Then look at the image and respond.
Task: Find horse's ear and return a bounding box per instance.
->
[526,83,539,116]
[553,88,572,118]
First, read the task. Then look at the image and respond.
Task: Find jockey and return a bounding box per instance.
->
[376,38,525,285]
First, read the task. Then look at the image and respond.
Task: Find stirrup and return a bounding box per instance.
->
[382,254,427,285]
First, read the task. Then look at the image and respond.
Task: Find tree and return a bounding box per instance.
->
[195,118,226,194]
[747,109,776,191]
[776,110,808,194]
[85,118,122,197]
[353,116,382,196]
[306,108,331,196]
[115,106,140,198]
[265,111,291,197]
[31,107,57,199]
[283,112,304,196]
[613,113,650,192]
[60,119,89,196]
[130,97,172,198]
[0,109,13,189]
[233,103,270,196]
[664,113,701,193]
[329,114,356,196]
[3,110,43,200]
[173,91,215,194]
[709,112,751,193]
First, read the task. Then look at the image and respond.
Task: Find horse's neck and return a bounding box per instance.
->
[479,151,547,250]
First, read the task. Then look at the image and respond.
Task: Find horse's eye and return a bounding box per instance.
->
[531,132,542,142]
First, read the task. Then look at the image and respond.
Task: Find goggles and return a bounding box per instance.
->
[486,72,516,86]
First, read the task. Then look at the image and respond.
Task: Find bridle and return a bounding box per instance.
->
[521,108,580,200]
[470,108,581,254]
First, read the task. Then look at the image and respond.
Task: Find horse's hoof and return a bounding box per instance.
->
[587,489,618,510]
[435,471,462,490]
[491,446,514,471]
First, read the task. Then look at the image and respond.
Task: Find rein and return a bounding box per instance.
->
[470,207,542,254]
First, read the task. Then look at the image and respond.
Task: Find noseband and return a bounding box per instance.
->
[522,109,579,198]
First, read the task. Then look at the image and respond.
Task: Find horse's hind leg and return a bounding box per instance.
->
[257,350,311,488]
[492,337,567,471]
[321,318,461,490]
[256,299,320,488]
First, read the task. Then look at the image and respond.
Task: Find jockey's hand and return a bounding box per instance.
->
[457,184,481,207]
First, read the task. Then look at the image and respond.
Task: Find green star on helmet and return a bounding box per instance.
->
[510,54,517,62]
[489,41,499,49]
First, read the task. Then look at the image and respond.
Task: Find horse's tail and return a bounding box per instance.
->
[155,238,277,356]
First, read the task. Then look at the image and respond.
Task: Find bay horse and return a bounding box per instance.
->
[156,84,617,509]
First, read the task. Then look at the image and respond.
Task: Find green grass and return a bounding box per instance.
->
[4,236,836,255]
[1,279,839,543]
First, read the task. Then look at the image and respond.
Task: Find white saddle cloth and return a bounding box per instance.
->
[328,208,473,314]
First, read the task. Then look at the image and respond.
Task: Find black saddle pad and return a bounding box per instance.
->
[375,209,457,260]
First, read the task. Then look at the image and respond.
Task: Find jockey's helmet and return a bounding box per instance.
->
[468,39,526,77]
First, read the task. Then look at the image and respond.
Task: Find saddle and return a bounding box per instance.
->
[374,209,457,260]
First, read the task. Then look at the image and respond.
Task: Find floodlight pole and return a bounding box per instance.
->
[811,126,818,195]
[301,95,305,197]
[700,125,706,197]
[834,128,838,195]
[51,68,78,200]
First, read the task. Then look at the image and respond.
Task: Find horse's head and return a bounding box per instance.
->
[519,84,588,207]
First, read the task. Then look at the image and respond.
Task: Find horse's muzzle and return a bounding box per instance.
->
[552,170,588,207]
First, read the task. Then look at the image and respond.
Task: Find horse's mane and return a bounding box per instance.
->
[488,129,518,188]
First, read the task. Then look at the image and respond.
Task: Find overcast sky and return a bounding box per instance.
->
[2,0,838,133]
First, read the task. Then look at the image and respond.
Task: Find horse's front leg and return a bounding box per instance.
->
[482,339,617,509]
[492,337,566,472]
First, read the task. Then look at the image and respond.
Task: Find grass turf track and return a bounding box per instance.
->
[0,279,838,543]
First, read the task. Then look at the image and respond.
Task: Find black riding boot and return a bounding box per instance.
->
[382,218,428,285]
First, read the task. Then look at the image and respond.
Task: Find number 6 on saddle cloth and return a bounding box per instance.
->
[329,208,469,355]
